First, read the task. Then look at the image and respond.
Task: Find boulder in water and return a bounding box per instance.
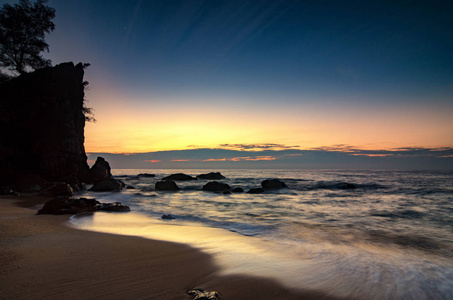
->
[161,214,175,220]
[162,173,197,181]
[232,187,244,193]
[138,173,155,178]
[155,180,179,191]
[261,179,287,190]
[202,181,230,192]
[89,157,113,184]
[247,187,264,194]
[197,172,225,180]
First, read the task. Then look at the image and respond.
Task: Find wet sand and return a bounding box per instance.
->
[0,196,340,300]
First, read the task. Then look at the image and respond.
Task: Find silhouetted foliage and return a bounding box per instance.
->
[81,63,96,123]
[0,70,11,83]
[0,0,55,75]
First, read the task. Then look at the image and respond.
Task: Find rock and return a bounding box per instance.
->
[138,173,155,177]
[232,187,244,193]
[96,202,130,212]
[0,63,91,190]
[247,187,264,194]
[126,185,135,189]
[197,172,225,180]
[89,179,124,192]
[222,190,231,195]
[334,182,357,190]
[37,197,98,215]
[202,181,230,192]
[37,197,130,214]
[89,157,113,184]
[261,179,288,190]
[39,182,74,197]
[162,173,197,181]
[187,289,221,300]
[155,180,179,191]
[161,214,175,220]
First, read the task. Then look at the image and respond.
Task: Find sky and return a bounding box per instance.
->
[4,0,453,168]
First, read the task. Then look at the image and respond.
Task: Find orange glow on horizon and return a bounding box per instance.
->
[83,92,453,154]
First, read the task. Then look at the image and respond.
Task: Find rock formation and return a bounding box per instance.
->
[162,173,197,181]
[197,172,225,180]
[261,179,288,190]
[37,197,130,215]
[155,180,179,191]
[202,181,230,192]
[0,62,90,191]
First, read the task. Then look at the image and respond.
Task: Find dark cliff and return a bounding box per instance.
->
[0,62,90,191]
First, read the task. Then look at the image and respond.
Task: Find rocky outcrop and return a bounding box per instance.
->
[155,180,179,191]
[0,62,90,191]
[261,179,288,190]
[197,172,225,180]
[162,173,197,181]
[37,197,130,214]
[202,181,230,192]
[88,156,124,191]
[89,157,112,184]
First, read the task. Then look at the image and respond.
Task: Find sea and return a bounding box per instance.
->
[70,169,453,300]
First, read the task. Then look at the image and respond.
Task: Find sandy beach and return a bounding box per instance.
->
[0,196,340,300]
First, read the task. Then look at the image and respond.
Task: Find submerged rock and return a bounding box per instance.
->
[161,214,175,220]
[187,289,221,300]
[197,172,225,180]
[334,182,357,190]
[247,187,264,194]
[232,187,244,193]
[155,180,179,191]
[316,182,357,190]
[162,173,197,181]
[138,173,155,178]
[261,179,288,190]
[202,181,230,192]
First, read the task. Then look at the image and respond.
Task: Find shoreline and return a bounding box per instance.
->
[0,196,340,300]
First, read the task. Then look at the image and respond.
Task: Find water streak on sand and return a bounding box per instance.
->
[71,169,453,299]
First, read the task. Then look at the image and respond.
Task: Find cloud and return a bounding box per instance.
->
[87,146,453,170]
[219,143,298,151]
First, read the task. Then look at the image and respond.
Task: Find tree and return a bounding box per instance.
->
[0,0,55,76]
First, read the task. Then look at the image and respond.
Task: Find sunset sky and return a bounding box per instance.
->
[8,0,453,168]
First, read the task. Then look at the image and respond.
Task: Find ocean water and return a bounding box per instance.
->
[71,169,453,299]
